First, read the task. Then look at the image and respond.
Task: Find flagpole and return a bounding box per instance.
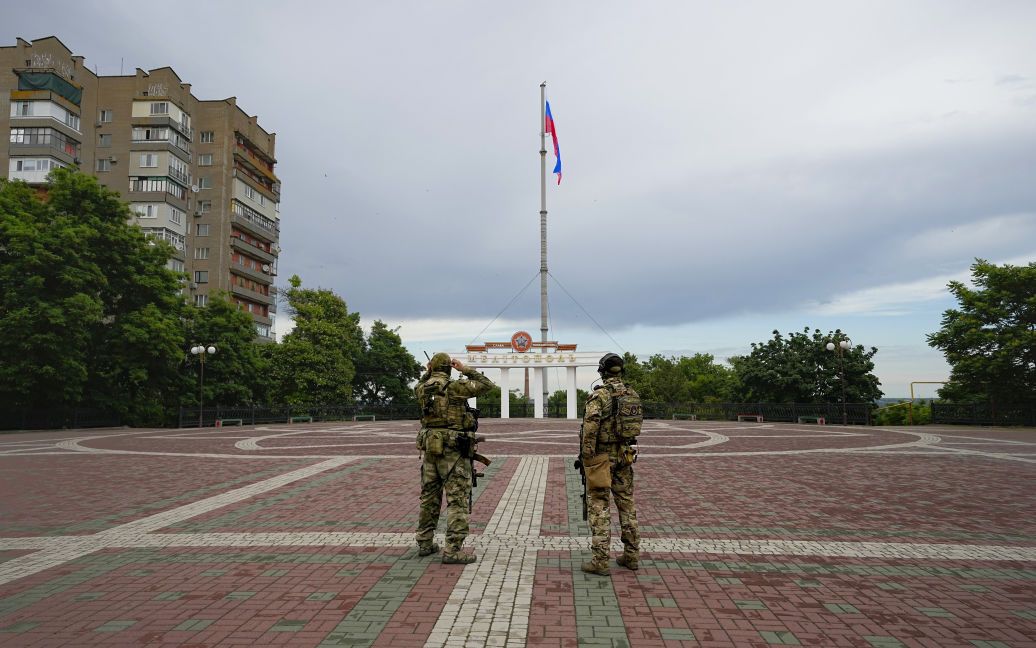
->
[539,82,549,411]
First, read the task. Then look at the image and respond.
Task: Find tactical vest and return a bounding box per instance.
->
[416,374,475,431]
[594,381,643,443]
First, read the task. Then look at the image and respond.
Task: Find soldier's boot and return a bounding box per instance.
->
[442,550,476,565]
[581,561,610,576]
[616,553,639,571]
[417,543,440,557]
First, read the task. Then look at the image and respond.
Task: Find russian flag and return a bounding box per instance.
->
[545,101,562,184]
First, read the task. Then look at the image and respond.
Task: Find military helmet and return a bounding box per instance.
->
[429,352,452,373]
[598,352,624,376]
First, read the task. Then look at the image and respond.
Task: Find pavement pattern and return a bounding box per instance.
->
[0,419,1034,647]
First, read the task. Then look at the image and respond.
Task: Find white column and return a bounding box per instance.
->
[566,366,578,420]
[499,368,510,419]
[532,368,544,418]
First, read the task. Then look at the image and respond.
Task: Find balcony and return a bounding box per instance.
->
[233,145,278,184]
[230,235,275,264]
[131,139,192,161]
[128,178,189,205]
[230,201,278,243]
[9,135,80,165]
[9,113,81,137]
[10,88,79,114]
[229,262,273,285]
[168,165,191,186]
[231,283,274,305]
[142,229,186,252]
[132,114,193,140]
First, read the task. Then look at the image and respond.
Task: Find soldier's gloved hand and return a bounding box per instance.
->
[573,457,582,470]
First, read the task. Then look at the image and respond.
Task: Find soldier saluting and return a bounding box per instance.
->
[579,353,643,575]
[414,353,495,564]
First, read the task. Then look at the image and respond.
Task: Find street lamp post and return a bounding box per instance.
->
[191,344,216,428]
[825,338,851,425]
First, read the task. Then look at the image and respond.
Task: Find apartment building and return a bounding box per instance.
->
[1,36,279,340]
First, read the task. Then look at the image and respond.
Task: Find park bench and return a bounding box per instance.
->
[737,414,764,423]
[352,414,377,422]
[215,418,243,428]
[672,413,697,421]
[288,416,313,424]
[797,415,826,425]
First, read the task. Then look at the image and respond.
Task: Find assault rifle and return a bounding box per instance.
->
[573,424,588,520]
[457,409,490,513]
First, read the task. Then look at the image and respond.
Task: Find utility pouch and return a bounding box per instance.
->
[425,429,444,456]
[584,453,611,490]
[620,444,637,466]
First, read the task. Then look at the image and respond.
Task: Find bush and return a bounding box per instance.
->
[875,400,932,425]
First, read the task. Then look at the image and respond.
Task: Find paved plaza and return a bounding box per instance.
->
[0,419,1034,647]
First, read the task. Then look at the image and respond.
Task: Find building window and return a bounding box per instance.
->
[194,247,209,260]
[98,133,112,147]
[132,126,169,141]
[13,102,31,116]
[244,185,256,200]
[194,294,208,307]
[198,154,213,166]
[200,131,214,143]
[132,204,158,219]
[13,158,61,172]
[96,158,111,172]
[196,224,210,236]
[199,176,211,189]
[199,200,212,213]
[139,153,158,168]
[99,109,113,123]
[169,258,185,273]
[170,207,185,225]
[194,270,208,283]
[150,102,169,115]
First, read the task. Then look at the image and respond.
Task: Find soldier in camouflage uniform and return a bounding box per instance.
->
[580,353,641,575]
[414,352,495,564]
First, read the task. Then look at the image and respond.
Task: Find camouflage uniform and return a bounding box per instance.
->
[581,375,641,571]
[414,354,494,562]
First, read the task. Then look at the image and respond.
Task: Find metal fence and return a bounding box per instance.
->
[176,401,874,427]
[932,402,1036,426]
[639,402,873,425]
[177,403,424,427]
[23,400,1036,431]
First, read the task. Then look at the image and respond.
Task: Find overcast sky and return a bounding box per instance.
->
[6,1,1035,397]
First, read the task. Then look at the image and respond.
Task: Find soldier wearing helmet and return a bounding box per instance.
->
[414,352,495,564]
[580,352,642,575]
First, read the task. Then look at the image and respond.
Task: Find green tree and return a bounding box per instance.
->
[927,259,1036,404]
[548,388,590,411]
[264,275,364,404]
[183,295,268,407]
[353,320,422,405]
[622,353,739,403]
[478,385,531,415]
[732,328,882,403]
[0,170,186,424]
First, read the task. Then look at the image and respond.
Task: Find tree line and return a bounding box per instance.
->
[3,171,1031,428]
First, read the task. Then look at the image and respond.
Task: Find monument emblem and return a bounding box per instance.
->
[511,331,533,353]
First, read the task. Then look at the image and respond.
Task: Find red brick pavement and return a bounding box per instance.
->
[0,456,303,537]
[1,421,1033,647]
